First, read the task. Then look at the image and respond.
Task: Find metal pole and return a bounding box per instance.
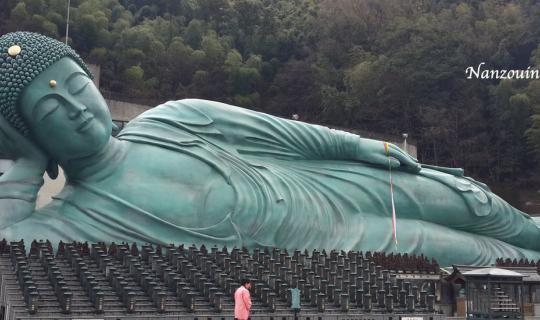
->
[404,137,407,153]
[65,0,71,44]
[402,133,409,154]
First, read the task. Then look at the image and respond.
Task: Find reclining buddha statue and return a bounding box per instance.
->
[0,32,538,266]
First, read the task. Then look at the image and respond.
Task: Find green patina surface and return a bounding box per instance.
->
[0,32,539,266]
[289,288,301,309]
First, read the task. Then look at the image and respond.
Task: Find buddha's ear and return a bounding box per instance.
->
[46,160,58,179]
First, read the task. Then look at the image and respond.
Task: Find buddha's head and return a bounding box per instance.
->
[0,32,112,163]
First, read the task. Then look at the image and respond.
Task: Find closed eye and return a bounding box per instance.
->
[38,103,60,121]
[66,71,91,95]
[70,79,90,95]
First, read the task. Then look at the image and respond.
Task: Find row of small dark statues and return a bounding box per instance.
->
[365,251,439,274]
[496,257,540,276]
[496,257,540,268]
[0,239,441,275]
[2,239,439,316]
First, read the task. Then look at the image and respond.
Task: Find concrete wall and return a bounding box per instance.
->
[87,64,100,88]
[398,142,418,158]
[107,99,151,122]
[37,168,65,208]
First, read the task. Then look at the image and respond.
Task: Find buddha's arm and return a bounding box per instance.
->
[0,159,43,228]
[0,116,47,228]
[152,99,420,171]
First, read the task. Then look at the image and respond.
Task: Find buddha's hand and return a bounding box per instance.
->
[356,138,421,173]
[0,114,47,177]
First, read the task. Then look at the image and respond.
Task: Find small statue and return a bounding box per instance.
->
[0,32,539,266]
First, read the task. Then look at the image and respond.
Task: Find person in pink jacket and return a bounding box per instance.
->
[234,279,252,320]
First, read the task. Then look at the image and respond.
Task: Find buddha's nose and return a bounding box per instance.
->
[68,102,88,120]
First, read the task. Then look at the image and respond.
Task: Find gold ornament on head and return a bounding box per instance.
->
[7,45,21,57]
[49,80,57,88]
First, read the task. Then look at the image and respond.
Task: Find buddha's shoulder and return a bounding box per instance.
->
[119,99,235,142]
[132,98,254,126]
[135,99,232,121]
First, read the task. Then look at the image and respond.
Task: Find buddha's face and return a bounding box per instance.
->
[19,57,112,162]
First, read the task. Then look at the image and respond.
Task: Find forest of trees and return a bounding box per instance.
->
[2,0,540,189]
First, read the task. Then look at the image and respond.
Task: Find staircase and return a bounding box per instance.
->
[491,287,520,313]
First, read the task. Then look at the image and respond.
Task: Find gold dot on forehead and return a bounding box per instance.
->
[49,80,57,88]
[7,45,21,57]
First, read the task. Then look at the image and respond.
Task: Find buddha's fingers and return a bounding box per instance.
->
[371,154,400,169]
[387,144,421,173]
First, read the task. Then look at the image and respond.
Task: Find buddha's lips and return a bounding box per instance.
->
[77,115,94,132]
